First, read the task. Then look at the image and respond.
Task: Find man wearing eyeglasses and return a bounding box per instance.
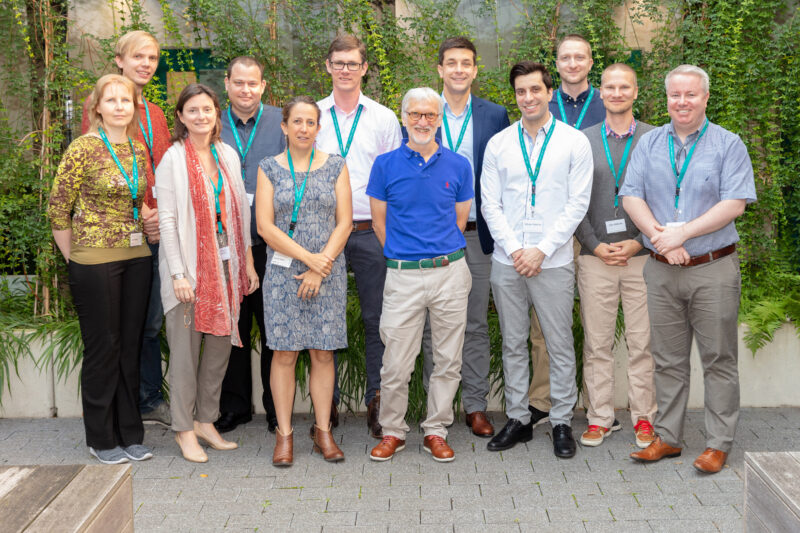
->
[316,35,403,437]
[367,87,473,463]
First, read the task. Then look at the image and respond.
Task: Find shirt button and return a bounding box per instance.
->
[419,163,422,166]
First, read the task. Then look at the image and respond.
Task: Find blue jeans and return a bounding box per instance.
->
[139,241,165,412]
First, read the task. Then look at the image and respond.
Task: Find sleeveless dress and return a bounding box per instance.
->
[260,154,348,351]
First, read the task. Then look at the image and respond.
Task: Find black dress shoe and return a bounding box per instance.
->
[552,424,577,458]
[267,414,278,434]
[214,412,252,434]
[528,405,550,427]
[487,418,533,451]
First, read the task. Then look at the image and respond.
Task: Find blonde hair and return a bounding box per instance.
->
[86,74,140,138]
[115,30,160,63]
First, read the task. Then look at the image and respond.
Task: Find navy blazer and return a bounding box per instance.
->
[402,95,510,254]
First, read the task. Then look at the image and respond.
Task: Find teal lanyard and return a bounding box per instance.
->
[518,119,556,208]
[98,126,139,221]
[601,120,635,209]
[138,96,155,175]
[442,102,472,153]
[668,118,709,211]
[208,145,225,234]
[227,103,263,181]
[556,86,594,129]
[286,147,314,238]
[330,104,363,158]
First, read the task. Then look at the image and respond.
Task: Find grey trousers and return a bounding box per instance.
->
[643,253,741,453]
[165,303,233,432]
[491,260,577,427]
[422,229,492,413]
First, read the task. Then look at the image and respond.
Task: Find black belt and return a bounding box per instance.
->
[464,221,477,232]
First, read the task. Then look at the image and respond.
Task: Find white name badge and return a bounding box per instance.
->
[605,219,627,234]
[666,221,686,228]
[219,246,231,261]
[523,220,543,248]
[247,193,254,206]
[271,251,292,268]
[152,186,157,199]
[130,232,143,247]
[524,220,543,233]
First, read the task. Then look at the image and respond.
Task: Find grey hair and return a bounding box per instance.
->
[401,87,443,115]
[665,64,710,94]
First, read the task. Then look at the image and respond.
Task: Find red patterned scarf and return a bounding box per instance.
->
[184,137,248,346]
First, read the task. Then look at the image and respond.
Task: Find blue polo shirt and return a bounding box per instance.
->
[366,141,473,260]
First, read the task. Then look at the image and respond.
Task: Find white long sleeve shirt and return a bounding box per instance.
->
[481,115,593,268]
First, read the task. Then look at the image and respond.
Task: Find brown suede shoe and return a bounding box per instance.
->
[272,427,293,467]
[693,448,728,474]
[423,435,455,463]
[466,411,495,437]
[370,435,405,461]
[630,436,682,463]
[312,424,344,462]
[367,393,382,439]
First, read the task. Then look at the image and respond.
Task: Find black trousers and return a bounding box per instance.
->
[69,255,152,449]
[219,242,275,418]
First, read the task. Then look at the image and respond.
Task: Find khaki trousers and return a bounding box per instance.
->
[166,303,233,432]
[378,258,471,439]
[577,254,656,427]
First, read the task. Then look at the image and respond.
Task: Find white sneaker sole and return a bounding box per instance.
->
[580,424,622,447]
[370,444,405,461]
[89,447,130,465]
[635,436,654,449]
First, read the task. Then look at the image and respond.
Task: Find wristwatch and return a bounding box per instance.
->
[172,273,185,280]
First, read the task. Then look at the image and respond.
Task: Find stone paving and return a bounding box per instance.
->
[2,407,799,531]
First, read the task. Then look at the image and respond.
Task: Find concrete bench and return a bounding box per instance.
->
[744,451,800,532]
[0,464,132,532]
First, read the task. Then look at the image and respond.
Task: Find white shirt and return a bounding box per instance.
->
[317,92,402,220]
[481,115,593,268]
[442,95,476,220]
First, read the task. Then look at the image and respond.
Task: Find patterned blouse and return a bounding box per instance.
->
[48,135,150,263]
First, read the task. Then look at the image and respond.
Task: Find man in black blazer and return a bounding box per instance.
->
[420,37,510,437]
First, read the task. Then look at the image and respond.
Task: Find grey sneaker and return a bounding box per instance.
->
[123,444,153,461]
[89,446,129,464]
[141,402,171,427]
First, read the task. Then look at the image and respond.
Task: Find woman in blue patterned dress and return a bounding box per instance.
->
[256,96,352,466]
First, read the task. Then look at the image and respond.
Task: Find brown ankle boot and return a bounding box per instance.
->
[312,424,344,462]
[273,427,293,467]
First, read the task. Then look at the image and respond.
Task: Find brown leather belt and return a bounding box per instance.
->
[353,220,372,232]
[649,244,736,267]
[464,221,477,232]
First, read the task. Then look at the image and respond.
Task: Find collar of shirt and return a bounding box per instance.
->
[605,117,637,139]
[443,93,472,119]
[320,90,370,116]
[230,108,259,128]
[400,139,443,167]
[667,117,707,149]
[558,84,593,104]
[521,114,555,151]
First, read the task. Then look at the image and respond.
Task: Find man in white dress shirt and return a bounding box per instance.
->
[316,35,403,437]
[481,61,592,458]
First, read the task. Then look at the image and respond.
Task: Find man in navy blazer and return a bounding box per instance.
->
[417,37,510,437]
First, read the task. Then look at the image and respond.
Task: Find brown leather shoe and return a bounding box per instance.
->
[693,448,728,474]
[312,424,344,462]
[466,411,494,437]
[630,436,682,463]
[330,401,339,428]
[370,435,405,461]
[423,435,455,462]
[367,393,382,439]
[272,427,293,467]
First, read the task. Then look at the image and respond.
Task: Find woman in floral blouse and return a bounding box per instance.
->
[48,74,153,464]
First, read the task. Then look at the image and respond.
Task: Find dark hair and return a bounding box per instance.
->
[509,61,553,90]
[438,36,477,65]
[226,56,264,78]
[171,83,222,143]
[556,34,592,56]
[327,34,367,63]
[282,95,321,124]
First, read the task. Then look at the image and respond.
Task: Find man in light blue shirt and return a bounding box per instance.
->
[621,64,756,474]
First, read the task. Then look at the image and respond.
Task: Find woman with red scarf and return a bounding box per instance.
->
[156,84,259,463]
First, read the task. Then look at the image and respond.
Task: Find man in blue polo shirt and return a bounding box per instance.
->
[367,87,473,463]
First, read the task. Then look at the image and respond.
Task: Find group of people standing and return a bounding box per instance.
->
[48,29,755,476]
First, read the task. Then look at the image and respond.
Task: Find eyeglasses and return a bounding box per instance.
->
[330,61,363,71]
[405,111,439,122]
